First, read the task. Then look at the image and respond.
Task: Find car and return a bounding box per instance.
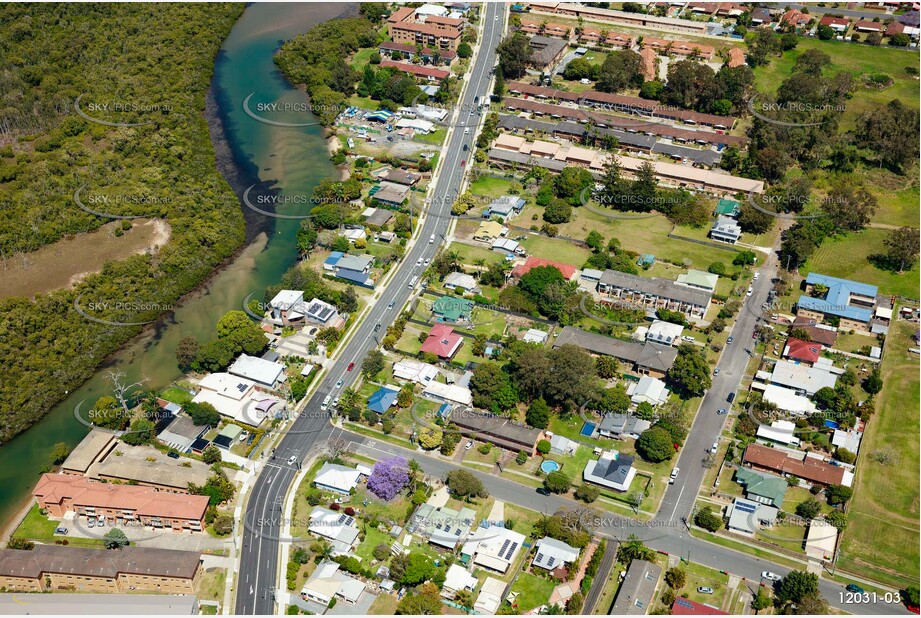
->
[726,336,733,345]
[710,442,719,453]
[469,109,475,116]
[669,467,679,484]
[846,584,865,594]
[747,287,753,297]
[387,300,395,310]
[461,159,466,166]
[713,368,720,375]
[335,379,343,389]
[753,272,759,280]
[374,323,381,332]
[465,440,474,450]
[717,408,728,415]
[347,362,355,371]
[167,451,180,459]
[96,517,105,529]
[424,258,431,266]
[287,455,298,466]
[87,518,95,528]
[474,96,480,104]
[464,127,470,135]
[333,396,340,408]
[761,571,782,582]
[697,587,714,594]
[727,392,736,404]
[463,143,468,151]
[430,234,436,244]
[54,527,68,535]
[416,258,423,267]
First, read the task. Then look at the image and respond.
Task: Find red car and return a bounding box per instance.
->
[347,362,355,371]
[460,160,466,167]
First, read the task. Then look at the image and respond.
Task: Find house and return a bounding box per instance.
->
[433,296,474,323]
[750,8,772,26]
[645,320,685,346]
[554,326,679,378]
[410,504,476,549]
[381,168,420,186]
[308,507,360,554]
[444,271,477,292]
[442,564,479,599]
[336,253,374,274]
[300,561,366,606]
[532,537,580,572]
[583,449,636,492]
[753,383,818,416]
[485,195,526,219]
[423,381,473,406]
[474,220,507,242]
[855,19,884,32]
[323,251,345,271]
[789,318,838,347]
[192,373,268,424]
[629,376,670,406]
[643,37,716,60]
[675,269,719,294]
[598,270,712,321]
[597,413,651,440]
[491,237,519,254]
[549,434,578,455]
[804,519,839,561]
[510,256,578,281]
[783,338,823,365]
[523,328,549,344]
[770,360,837,395]
[639,46,658,81]
[228,354,286,388]
[734,468,787,508]
[461,527,526,573]
[756,420,801,447]
[710,216,742,244]
[313,462,363,494]
[33,473,209,532]
[378,41,456,64]
[0,545,201,594]
[474,577,507,614]
[727,497,778,535]
[451,410,541,452]
[797,273,879,332]
[673,597,729,615]
[420,324,464,359]
[743,444,852,487]
[527,35,568,71]
[270,289,307,324]
[781,9,811,29]
[714,197,740,218]
[610,559,662,615]
[372,181,411,205]
[157,414,209,454]
[368,386,400,414]
[395,117,436,134]
[364,208,394,228]
[726,47,746,68]
[212,423,242,450]
[387,9,462,52]
[304,298,342,327]
[819,15,851,31]
[339,227,367,244]
[831,428,863,458]
[393,359,440,384]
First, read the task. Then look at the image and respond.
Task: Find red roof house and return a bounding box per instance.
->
[819,15,851,31]
[855,20,884,32]
[781,9,811,28]
[420,324,463,359]
[783,338,823,365]
[726,47,746,68]
[743,444,847,486]
[510,256,578,280]
[380,60,449,81]
[673,598,729,615]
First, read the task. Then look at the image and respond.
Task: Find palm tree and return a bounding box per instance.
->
[408,459,422,492]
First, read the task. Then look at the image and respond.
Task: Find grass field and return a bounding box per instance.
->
[510,572,557,612]
[838,316,920,588]
[519,234,592,267]
[800,228,920,298]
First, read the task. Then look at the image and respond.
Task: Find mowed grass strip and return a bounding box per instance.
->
[839,317,920,588]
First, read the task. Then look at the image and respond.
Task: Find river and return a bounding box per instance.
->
[0,2,350,529]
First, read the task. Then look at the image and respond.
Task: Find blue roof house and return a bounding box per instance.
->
[797,273,878,329]
[368,386,400,414]
[323,251,345,271]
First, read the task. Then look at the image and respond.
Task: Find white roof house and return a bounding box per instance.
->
[474,577,507,614]
[629,376,670,406]
[549,434,577,455]
[442,564,479,599]
[770,360,838,395]
[300,561,366,606]
[444,271,478,291]
[395,117,436,134]
[805,519,839,561]
[756,420,801,447]
[645,320,684,346]
[461,527,526,574]
[726,498,778,535]
[756,383,819,415]
[270,289,306,322]
[416,3,449,18]
[492,238,519,253]
[532,537,580,571]
[304,298,340,326]
[339,228,368,243]
[710,216,742,244]
[422,381,473,406]
[309,506,360,554]
[522,329,549,344]
[583,449,636,492]
[393,359,440,385]
[831,429,862,456]
[313,462,363,494]
[193,373,268,425]
[228,354,286,388]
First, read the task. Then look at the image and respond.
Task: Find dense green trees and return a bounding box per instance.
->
[0,4,246,442]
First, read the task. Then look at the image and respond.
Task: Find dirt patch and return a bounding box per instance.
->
[0,218,171,299]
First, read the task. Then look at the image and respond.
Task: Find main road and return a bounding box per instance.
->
[234,3,506,614]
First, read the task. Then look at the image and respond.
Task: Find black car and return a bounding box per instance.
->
[727,336,734,345]
[727,392,736,404]
[167,451,180,459]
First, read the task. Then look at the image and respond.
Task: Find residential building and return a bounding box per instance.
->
[270,289,307,324]
[433,296,474,322]
[710,216,742,244]
[444,271,477,292]
[675,269,719,294]
[510,256,578,280]
[726,46,746,68]
[313,463,363,494]
[611,559,662,615]
[673,597,729,615]
[442,564,479,599]
[597,413,651,440]
[451,410,541,452]
[598,270,711,320]
[584,449,636,491]
[855,20,884,32]
[727,497,778,535]
[770,360,837,395]
[781,9,812,29]
[364,207,394,228]
[754,383,818,416]
[523,328,549,344]
[783,338,823,365]
[0,593,200,616]
[797,273,879,332]
[378,41,456,64]
[61,429,118,476]
[212,423,242,450]
[372,180,411,205]
[714,197,740,218]
[387,8,462,51]
[323,251,345,271]
[832,429,863,458]
[733,468,787,508]
[300,561,366,606]
[474,577,507,614]
[157,414,208,454]
[393,359,440,385]
[422,380,473,406]
[756,420,801,447]
[420,324,464,359]
[485,195,526,219]
[642,36,715,60]
[339,227,367,244]
[629,376,670,406]
[528,3,711,35]
[579,27,635,47]
[743,444,852,487]
[528,35,568,71]
[0,545,201,594]
[381,168,420,186]
[77,440,211,494]
[750,8,772,26]
[804,519,839,561]
[789,318,838,347]
[193,373,269,424]
[33,473,209,532]
[639,46,658,81]
[549,434,578,455]
[381,59,450,82]
[819,15,851,31]
[532,537,580,572]
[473,220,506,242]
[228,354,286,388]
[553,326,678,377]
[304,298,342,327]
[645,320,685,346]
[368,386,400,414]
[309,507,360,554]
[410,504,476,549]
[519,18,569,37]
[461,527,526,574]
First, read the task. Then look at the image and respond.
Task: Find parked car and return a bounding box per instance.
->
[727,336,734,345]
[87,518,95,528]
[54,527,68,535]
[717,408,728,415]
[167,451,180,459]
[727,392,736,404]
[710,442,719,453]
[713,368,720,375]
[465,441,474,450]
[846,584,865,594]
[669,467,679,484]
[761,571,782,582]
[96,517,105,529]
[697,587,714,594]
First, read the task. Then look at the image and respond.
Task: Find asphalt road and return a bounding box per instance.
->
[233,4,506,614]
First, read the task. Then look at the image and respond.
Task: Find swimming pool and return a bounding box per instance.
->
[540,460,561,474]
[580,422,596,437]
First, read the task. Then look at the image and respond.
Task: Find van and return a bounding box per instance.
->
[727,392,736,404]
[321,395,332,411]
[408,275,419,289]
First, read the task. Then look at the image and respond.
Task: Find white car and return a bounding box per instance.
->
[753,272,759,280]
[416,258,423,267]
[761,571,782,582]
[430,234,436,243]
[465,440,474,450]
[746,287,753,296]
[335,379,343,389]
[669,467,679,484]
[287,455,298,466]
[424,258,431,266]
[710,442,719,454]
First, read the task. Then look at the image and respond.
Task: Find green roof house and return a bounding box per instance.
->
[433,296,473,322]
[715,198,740,217]
[734,468,787,508]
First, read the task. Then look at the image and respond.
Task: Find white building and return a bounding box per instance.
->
[645,320,684,346]
[549,434,577,455]
[422,381,473,406]
[228,354,286,388]
[831,429,862,457]
[805,519,839,561]
[710,216,742,244]
[339,228,367,244]
[313,462,363,494]
[474,577,507,614]
[270,290,306,324]
[444,271,478,292]
[726,497,778,536]
[442,564,479,599]
[756,420,801,447]
[583,450,636,492]
[532,537,580,571]
[770,360,838,395]
[193,373,269,425]
[309,506,360,554]
[754,383,819,416]
[629,376,670,406]
[300,561,366,606]
[461,527,526,574]
[522,328,549,344]
[395,117,435,134]
[393,359,440,385]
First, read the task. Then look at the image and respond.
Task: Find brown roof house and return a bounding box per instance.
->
[451,409,542,453]
[743,444,852,487]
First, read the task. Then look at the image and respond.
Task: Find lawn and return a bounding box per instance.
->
[369,593,399,615]
[510,572,557,612]
[448,241,506,266]
[838,316,920,588]
[12,505,106,548]
[350,47,376,72]
[195,567,227,602]
[468,175,520,200]
[414,127,447,146]
[353,525,393,563]
[519,234,592,268]
[800,228,920,298]
[160,386,194,405]
[862,167,920,228]
[677,561,732,609]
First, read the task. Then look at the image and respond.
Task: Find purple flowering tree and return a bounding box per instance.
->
[366,456,410,501]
